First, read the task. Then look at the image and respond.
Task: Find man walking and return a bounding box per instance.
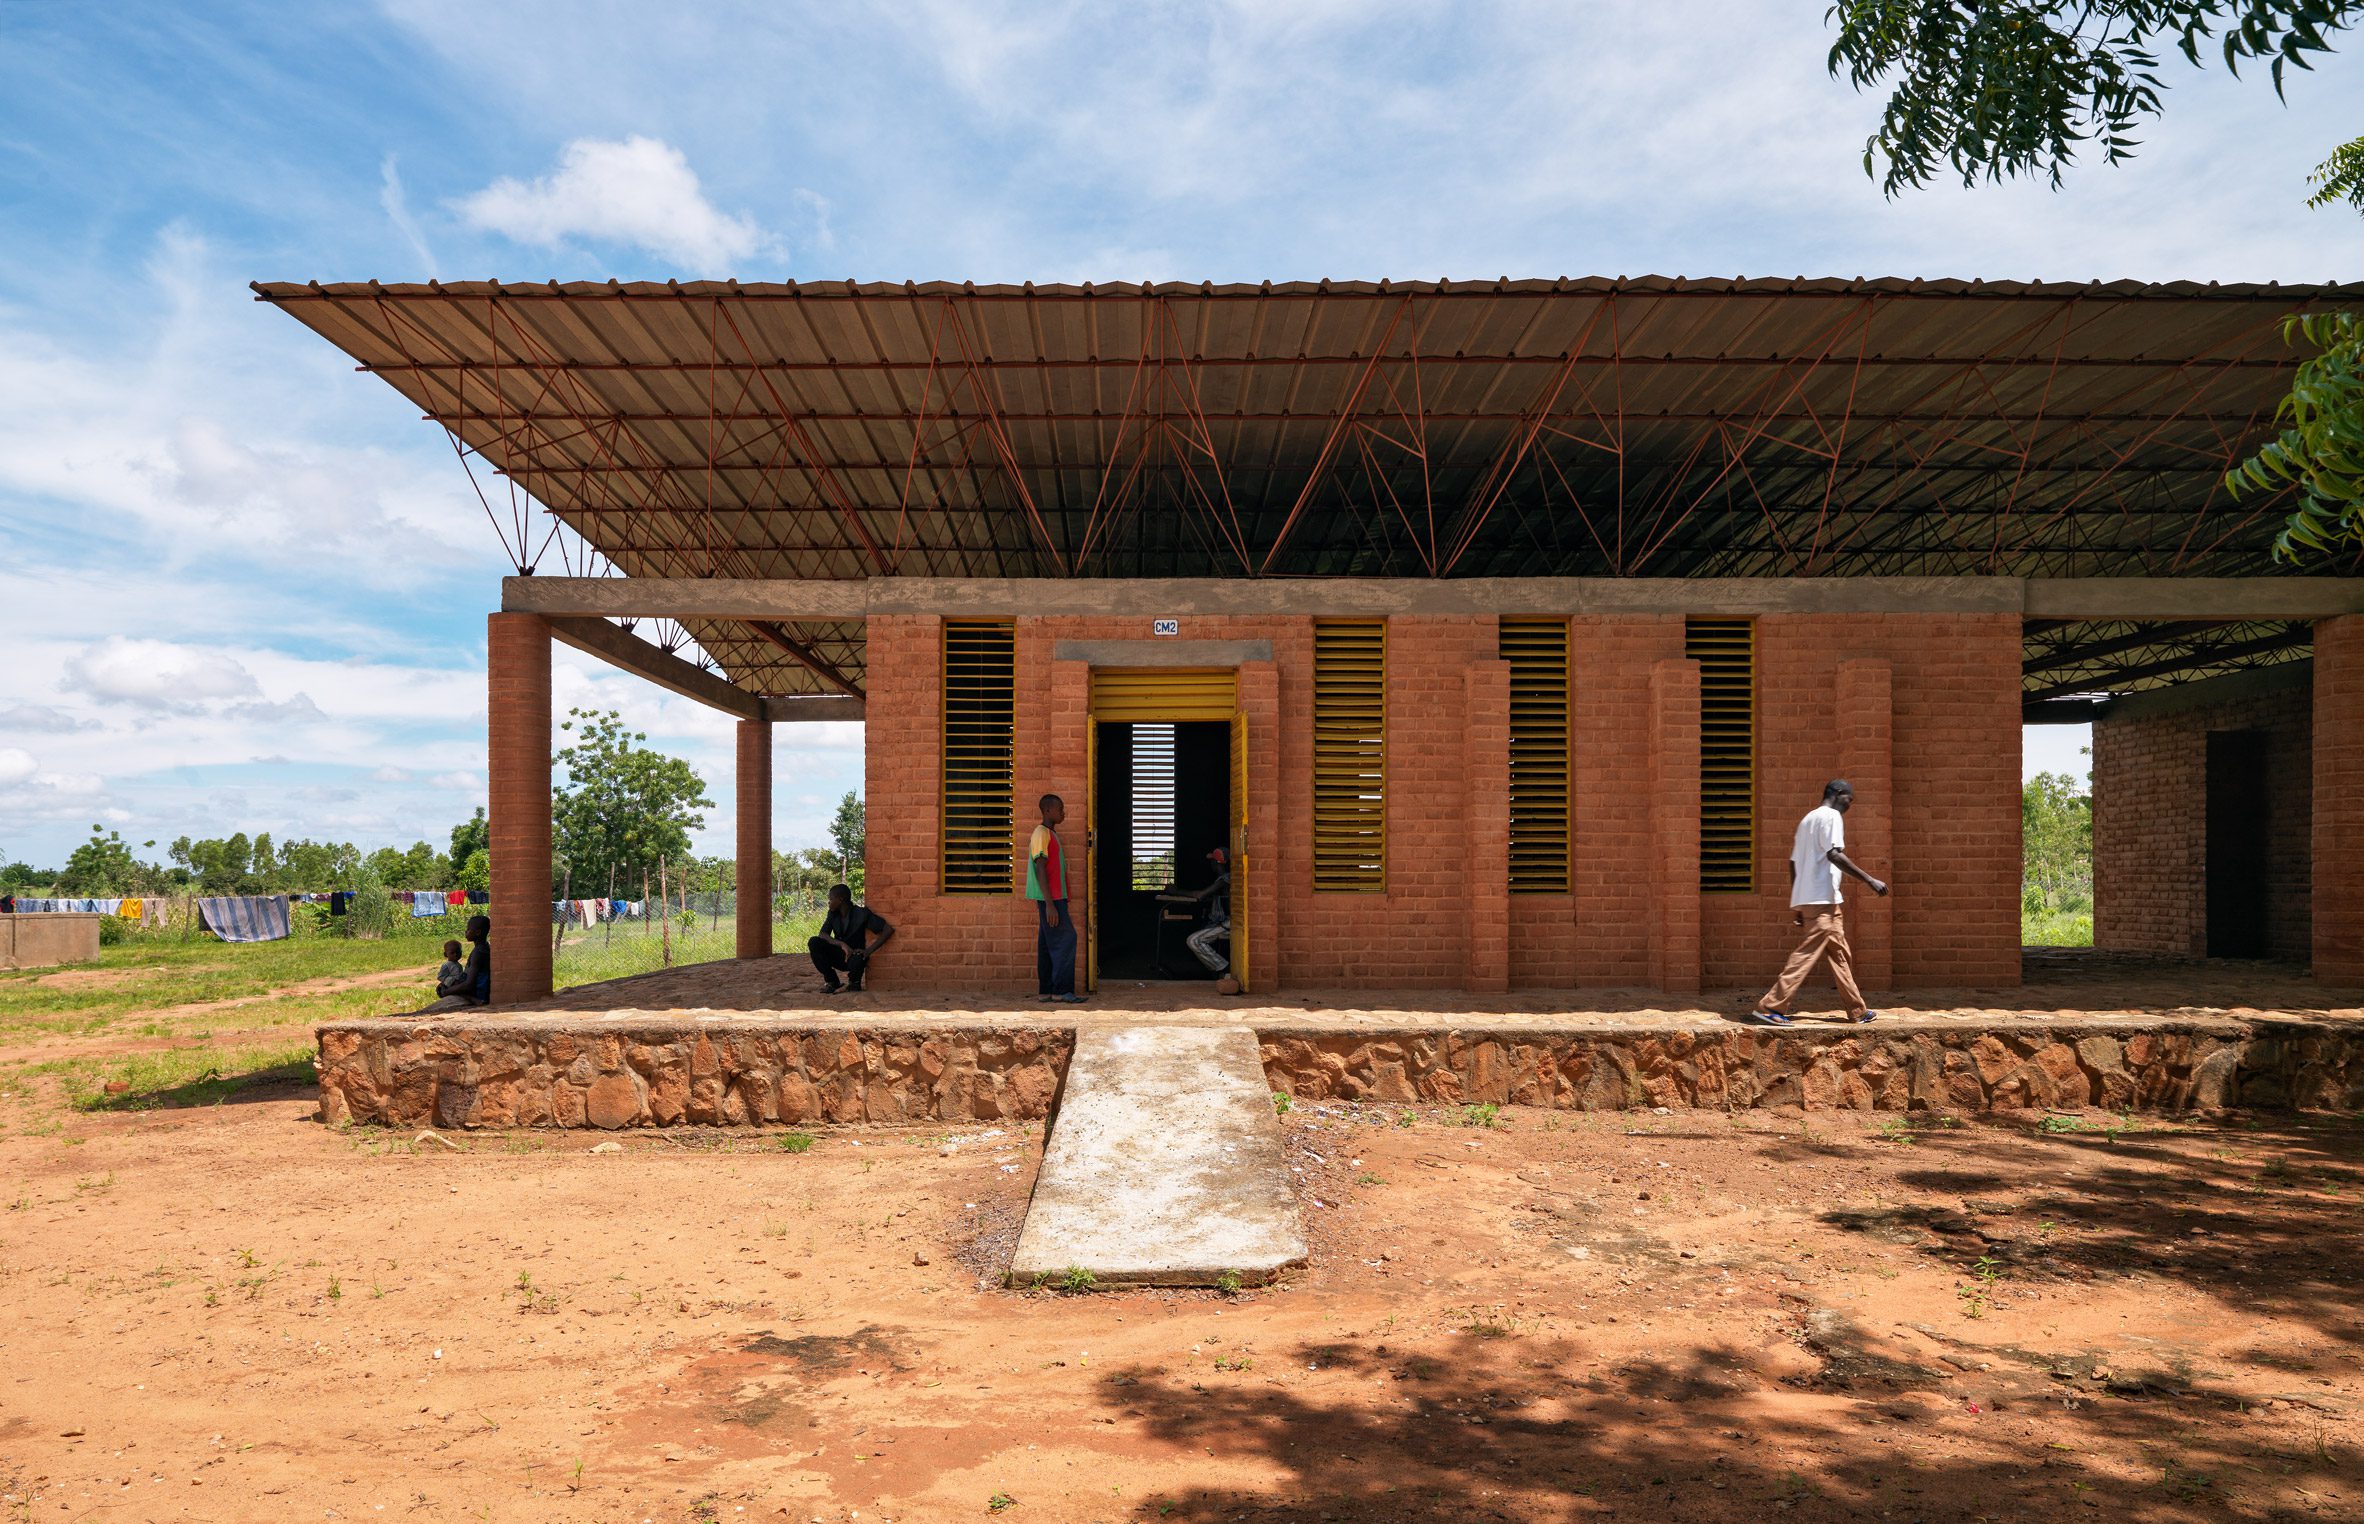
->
[1028,793,1083,1003]
[808,882,893,994]
[1747,780,1888,1025]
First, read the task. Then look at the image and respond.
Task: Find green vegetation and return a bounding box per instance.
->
[2023,770,2093,947]
[552,707,714,894]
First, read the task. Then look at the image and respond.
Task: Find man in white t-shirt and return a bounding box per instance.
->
[1744,780,1890,1025]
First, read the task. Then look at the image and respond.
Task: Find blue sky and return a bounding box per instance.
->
[3,1,2360,868]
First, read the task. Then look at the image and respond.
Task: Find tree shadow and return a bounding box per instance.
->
[1835,1112,2364,1356]
[1096,1326,2359,1521]
[79,1054,316,1113]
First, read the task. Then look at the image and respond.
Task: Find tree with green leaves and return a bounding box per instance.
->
[2022,769,2095,913]
[55,826,156,896]
[448,807,488,882]
[1825,1,2364,555]
[829,791,866,892]
[550,707,713,894]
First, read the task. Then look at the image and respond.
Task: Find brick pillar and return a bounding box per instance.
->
[1836,659,1893,994]
[735,718,773,960]
[2316,617,2364,983]
[1465,660,1511,994]
[1239,660,1280,993]
[1649,658,1702,996]
[487,612,552,1003]
[1049,658,1092,986]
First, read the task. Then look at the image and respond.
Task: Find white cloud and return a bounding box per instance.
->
[0,749,36,787]
[454,136,772,271]
[65,637,262,710]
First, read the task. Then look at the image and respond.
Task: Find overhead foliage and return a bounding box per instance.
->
[2227,311,2364,555]
[1825,2,2364,555]
[1827,1,2361,195]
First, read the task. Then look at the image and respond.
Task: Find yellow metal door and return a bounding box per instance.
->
[1230,709,1250,993]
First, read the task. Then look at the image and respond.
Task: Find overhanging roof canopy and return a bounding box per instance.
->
[257,276,2361,697]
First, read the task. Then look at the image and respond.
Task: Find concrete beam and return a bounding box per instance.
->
[763,695,865,722]
[511,573,2364,623]
[511,574,2022,618]
[546,616,762,720]
[2023,578,2364,620]
[1051,639,1275,666]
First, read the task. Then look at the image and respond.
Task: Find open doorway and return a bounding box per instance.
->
[2206,729,2272,958]
[1092,720,1233,982]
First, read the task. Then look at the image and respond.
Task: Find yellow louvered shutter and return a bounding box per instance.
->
[1500,618,1570,893]
[1086,667,1237,722]
[1312,620,1386,893]
[1686,618,1755,893]
[940,620,1015,895]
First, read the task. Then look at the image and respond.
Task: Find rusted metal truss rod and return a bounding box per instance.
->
[2021,627,2311,699]
[364,354,2296,375]
[742,620,864,698]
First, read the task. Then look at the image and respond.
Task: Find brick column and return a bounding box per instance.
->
[1049,658,1092,987]
[1238,659,1280,993]
[2317,617,2364,983]
[735,719,773,960]
[1649,658,1702,995]
[487,612,552,1003]
[1465,660,1511,993]
[1836,659,1893,995]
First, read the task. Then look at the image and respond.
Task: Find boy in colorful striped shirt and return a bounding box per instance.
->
[1028,793,1083,1002]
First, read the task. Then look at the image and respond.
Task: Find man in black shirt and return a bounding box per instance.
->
[808,883,894,994]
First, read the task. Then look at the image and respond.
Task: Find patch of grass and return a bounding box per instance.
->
[1872,1118,1918,1145]
[1213,1269,1242,1295]
[775,1131,816,1154]
[33,1042,316,1113]
[1212,1354,1252,1372]
[1455,1102,1501,1129]
[987,1494,1016,1514]
[1354,1172,1386,1187]
[1270,1091,1292,1116]
[2022,907,2093,947]
[1057,1265,1098,1294]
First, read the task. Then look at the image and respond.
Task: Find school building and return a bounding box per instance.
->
[258,277,2364,1002]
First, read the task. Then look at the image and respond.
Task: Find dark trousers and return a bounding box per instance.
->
[808,936,868,988]
[1035,899,1077,996]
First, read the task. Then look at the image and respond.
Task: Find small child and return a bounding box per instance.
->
[435,939,467,997]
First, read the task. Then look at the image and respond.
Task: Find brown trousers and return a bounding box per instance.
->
[1759,904,1868,1017]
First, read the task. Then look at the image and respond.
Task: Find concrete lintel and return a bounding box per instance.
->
[2024,578,2364,620]
[1052,639,1275,666]
[762,695,865,722]
[512,574,2027,618]
[547,615,761,720]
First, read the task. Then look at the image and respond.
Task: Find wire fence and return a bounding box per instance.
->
[546,886,829,991]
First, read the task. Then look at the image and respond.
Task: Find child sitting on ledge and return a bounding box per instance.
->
[434,939,468,1000]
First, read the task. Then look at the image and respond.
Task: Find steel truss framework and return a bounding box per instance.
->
[255,277,2361,699]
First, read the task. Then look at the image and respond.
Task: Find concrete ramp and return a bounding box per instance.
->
[1010,1026,1308,1287]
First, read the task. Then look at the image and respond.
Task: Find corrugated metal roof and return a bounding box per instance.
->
[256,276,2359,695]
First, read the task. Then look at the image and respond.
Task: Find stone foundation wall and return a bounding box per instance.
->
[316,1020,1071,1130]
[1258,1022,2364,1114]
[318,1016,2364,1130]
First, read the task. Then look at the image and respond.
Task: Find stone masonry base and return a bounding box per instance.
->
[317,1015,2364,1129]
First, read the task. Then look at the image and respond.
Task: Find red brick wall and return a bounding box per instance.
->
[861,610,2022,995]
[2094,677,2313,962]
[1699,615,2022,992]
[2318,622,2364,983]
[487,613,554,1002]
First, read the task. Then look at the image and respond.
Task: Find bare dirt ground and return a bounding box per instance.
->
[2,1069,2360,1523]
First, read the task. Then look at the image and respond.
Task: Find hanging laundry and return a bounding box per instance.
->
[466,890,488,905]
[410,891,443,918]
[446,889,466,907]
[329,891,350,916]
[197,896,292,943]
[118,897,144,921]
